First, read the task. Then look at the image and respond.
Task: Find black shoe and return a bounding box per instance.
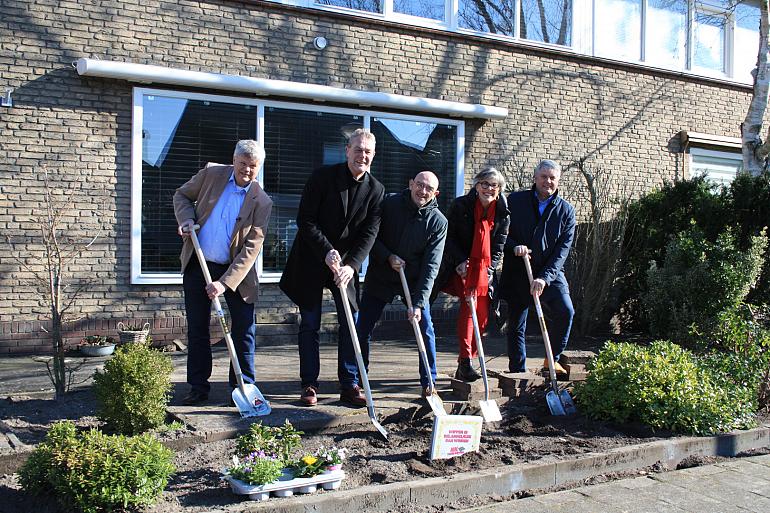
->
[455,358,481,382]
[181,390,208,406]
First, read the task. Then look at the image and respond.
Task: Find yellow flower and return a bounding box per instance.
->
[301,455,318,465]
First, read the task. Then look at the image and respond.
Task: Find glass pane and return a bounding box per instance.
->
[646,0,687,68]
[735,3,761,82]
[520,0,572,45]
[458,0,516,36]
[693,10,726,72]
[315,0,382,13]
[141,96,257,274]
[370,118,457,213]
[595,0,641,60]
[691,152,742,186]
[394,0,444,20]
[262,108,360,273]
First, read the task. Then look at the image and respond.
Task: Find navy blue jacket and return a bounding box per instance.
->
[363,190,447,309]
[498,187,576,305]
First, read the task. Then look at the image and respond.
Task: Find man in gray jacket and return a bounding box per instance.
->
[355,171,448,397]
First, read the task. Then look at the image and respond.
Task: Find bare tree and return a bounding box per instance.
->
[743,1,770,174]
[5,167,102,398]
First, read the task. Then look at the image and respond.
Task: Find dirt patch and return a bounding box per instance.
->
[0,392,667,513]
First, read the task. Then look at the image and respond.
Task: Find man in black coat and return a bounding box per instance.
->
[498,159,576,375]
[355,171,447,398]
[280,129,385,407]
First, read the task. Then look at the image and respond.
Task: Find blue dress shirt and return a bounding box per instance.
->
[198,173,250,264]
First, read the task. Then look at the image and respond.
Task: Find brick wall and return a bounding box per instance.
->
[0,0,757,353]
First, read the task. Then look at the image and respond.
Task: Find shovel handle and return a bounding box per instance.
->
[186,226,249,398]
[466,295,491,402]
[397,267,437,395]
[522,254,560,394]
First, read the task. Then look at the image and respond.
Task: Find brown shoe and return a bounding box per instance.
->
[340,385,367,407]
[543,359,568,377]
[300,386,318,406]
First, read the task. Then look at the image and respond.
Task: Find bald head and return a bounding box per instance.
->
[409,171,440,208]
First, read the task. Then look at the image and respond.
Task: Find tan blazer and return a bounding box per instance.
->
[173,163,272,304]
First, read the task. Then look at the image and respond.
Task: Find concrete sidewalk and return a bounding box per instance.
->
[463,454,770,513]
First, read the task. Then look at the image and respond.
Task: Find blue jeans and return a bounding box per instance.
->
[506,286,574,373]
[298,285,360,389]
[183,260,256,394]
[356,291,438,388]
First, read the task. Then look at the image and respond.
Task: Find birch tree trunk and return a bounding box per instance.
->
[743,0,770,174]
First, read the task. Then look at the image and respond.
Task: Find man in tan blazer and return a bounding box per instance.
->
[174,139,272,406]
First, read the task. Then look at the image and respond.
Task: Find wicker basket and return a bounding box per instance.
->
[117,322,150,344]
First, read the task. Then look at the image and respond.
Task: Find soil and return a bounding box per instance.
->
[0,388,674,513]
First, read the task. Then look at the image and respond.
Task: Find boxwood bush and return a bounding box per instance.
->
[18,421,174,513]
[575,340,759,435]
[93,342,173,434]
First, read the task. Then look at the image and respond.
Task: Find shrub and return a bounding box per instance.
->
[93,342,173,434]
[575,340,757,435]
[19,421,174,513]
[643,226,767,343]
[235,420,303,464]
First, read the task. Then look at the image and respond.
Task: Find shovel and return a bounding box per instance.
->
[187,226,271,418]
[522,254,577,416]
[397,267,446,417]
[337,281,389,441]
[467,295,503,423]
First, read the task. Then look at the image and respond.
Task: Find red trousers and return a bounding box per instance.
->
[457,294,489,360]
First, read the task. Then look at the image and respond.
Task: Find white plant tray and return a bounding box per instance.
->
[224,469,345,501]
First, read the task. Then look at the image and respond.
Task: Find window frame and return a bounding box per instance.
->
[130,87,465,285]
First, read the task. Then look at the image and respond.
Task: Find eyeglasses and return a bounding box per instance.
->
[412,181,436,194]
[477,181,500,191]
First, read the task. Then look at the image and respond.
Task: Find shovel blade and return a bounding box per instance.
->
[479,399,502,423]
[546,390,567,416]
[232,385,271,418]
[372,419,389,440]
[426,394,447,417]
[559,390,577,415]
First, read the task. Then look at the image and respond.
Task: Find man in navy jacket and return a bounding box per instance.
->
[498,160,575,374]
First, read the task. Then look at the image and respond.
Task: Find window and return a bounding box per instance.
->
[690,147,743,186]
[458,0,572,44]
[279,0,759,83]
[131,89,464,284]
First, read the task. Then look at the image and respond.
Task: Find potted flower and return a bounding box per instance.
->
[288,454,326,478]
[79,335,116,357]
[316,446,347,473]
[226,451,284,487]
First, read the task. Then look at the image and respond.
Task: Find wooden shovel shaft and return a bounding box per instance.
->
[187,227,249,399]
[397,268,437,394]
[522,254,560,395]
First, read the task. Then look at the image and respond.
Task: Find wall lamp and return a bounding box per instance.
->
[1,88,12,107]
[313,36,328,50]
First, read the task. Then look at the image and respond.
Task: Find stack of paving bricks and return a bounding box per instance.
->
[495,350,597,400]
[449,377,503,403]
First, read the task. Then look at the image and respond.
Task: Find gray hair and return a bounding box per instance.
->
[233,139,266,163]
[535,159,561,175]
[472,167,506,192]
[347,128,376,147]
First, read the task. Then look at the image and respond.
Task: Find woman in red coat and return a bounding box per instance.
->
[431,168,510,382]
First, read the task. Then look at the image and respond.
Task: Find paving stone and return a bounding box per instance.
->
[450,378,502,401]
[559,350,596,365]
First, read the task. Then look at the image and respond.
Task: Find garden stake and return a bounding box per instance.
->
[337,281,389,441]
[397,267,446,417]
[522,253,577,416]
[467,295,502,423]
[187,225,271,418]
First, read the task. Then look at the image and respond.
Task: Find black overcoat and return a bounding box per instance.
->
[280,163,384,311]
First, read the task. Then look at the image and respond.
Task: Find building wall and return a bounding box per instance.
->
[0,0,755,353]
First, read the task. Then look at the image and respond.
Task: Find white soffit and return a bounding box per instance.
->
[76,58,508,120]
